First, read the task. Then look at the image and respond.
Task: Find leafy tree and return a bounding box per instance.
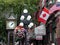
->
[0,0,39,43]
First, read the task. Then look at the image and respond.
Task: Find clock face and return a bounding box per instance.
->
[8,21,15,28]
[6,21,17,29]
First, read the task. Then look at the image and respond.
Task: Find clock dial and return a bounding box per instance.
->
[6,20,17,29]
[8,21,15,28]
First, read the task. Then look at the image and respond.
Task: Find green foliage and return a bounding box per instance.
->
[0,0,38,42]
[0,17,7,42]
[0,0,38,12]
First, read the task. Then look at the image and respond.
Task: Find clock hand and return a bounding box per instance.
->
[11,23,13,26]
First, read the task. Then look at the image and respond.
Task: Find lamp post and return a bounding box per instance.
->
[20,9,34,45]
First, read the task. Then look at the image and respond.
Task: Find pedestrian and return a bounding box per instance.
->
[14,23,26,45]
[27,27,35,45]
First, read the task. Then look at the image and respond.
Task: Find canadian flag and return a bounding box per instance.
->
[38,7,49,24]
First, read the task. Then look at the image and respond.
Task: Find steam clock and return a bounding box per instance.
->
[6,14,17,45]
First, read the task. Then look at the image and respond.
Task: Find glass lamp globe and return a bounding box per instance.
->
[19,22,24,26]
[20,15,25,20]
[23,9,28,13]
[27,15,31,21]
[29,22,34,27]
[28,25,32,28]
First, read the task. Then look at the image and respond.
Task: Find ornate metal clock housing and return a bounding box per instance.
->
[6,15,17,30]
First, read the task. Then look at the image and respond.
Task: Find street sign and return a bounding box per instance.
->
[36,36,43,40]
[34,24,46,35]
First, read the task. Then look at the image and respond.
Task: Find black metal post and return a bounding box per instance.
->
[13,31,15,45]
[8,31,10,45]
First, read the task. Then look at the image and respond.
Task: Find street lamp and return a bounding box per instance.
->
[20,9,34,29]
[20,9,34,45]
